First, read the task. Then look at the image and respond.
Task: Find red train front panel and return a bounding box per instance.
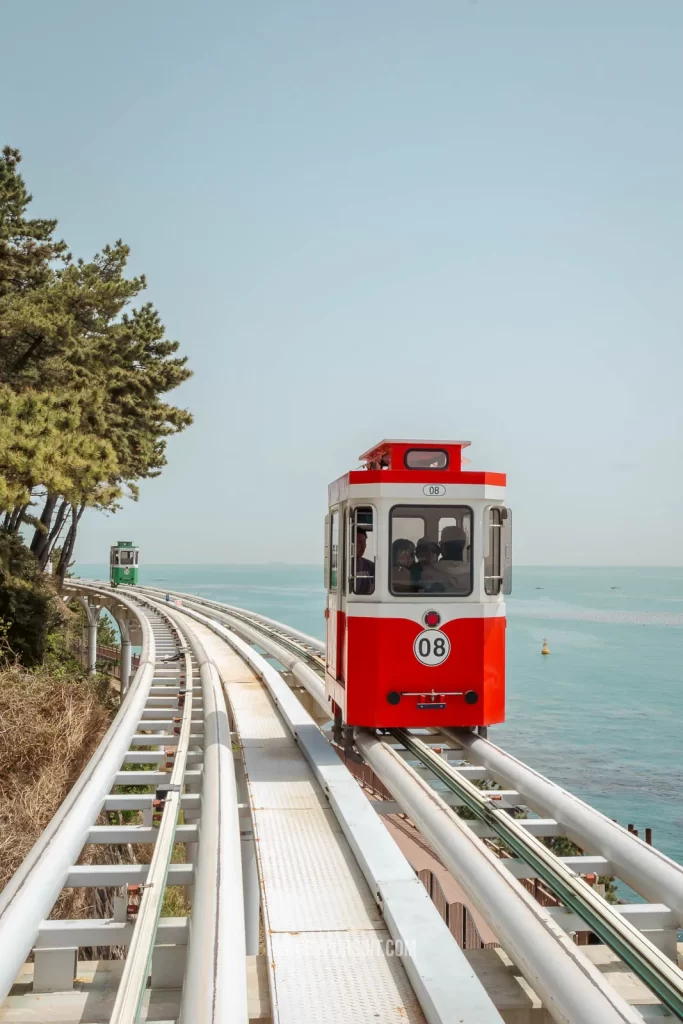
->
[342,612,505,728]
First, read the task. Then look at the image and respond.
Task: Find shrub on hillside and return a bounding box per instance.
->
[0,532,54,666]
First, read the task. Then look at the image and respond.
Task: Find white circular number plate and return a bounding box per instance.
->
[413,629,451,666]
[423,484,446,497]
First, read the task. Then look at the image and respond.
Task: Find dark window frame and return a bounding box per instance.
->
[404,448,450,471]
[388,503,474,597]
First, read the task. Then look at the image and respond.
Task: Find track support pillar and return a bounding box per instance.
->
[32,947,77,993]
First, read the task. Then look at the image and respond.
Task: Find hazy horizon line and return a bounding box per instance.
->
[75,562,683,569]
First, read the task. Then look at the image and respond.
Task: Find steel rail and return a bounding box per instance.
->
[134,584,326,667]
[443,727,683,919]
[109,603,195,1023]
[135,586,329,715]
[138,584,326,656]
[155,603,248,1024]
[394,729,683,1021]
[76,585,248,1021]
[0,589,156,1004]
[355,730,644,1024]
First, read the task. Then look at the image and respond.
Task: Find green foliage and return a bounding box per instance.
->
[0,145,68,298]
[0,238,192,509]
[0,386,119,510]
[0,145,193,596]
[453,776,501,820]
[0,531,53,666]
[542,834,620,905]
[97,613,120,649]
[542,834,582,858]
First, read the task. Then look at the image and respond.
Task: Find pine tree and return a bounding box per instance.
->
[0,148,193,582]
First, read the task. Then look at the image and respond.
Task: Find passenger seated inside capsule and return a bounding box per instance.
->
[420,526,469,594]
[354,527,375,594]
[412,538,440,584]
[391,539,416,592]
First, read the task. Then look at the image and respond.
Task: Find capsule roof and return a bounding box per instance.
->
[358,439,471,472]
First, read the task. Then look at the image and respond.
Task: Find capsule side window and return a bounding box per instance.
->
[484,506,512,595]
[502,507,512,595]
[324,514,330,587]
[348,506,376,596]
[484,508,502,595]
[329,509,339,591]
[404,449,449,470]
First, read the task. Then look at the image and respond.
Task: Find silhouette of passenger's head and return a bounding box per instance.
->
[440,525,466,561]
[416,538,440,565]
[392,538,415,567]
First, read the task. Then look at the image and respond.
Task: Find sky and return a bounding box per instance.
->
[2,0,683,565]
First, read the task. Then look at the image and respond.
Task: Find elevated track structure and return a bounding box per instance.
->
[0,579,682,1023]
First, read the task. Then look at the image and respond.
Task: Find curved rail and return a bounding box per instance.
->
[163,605,247,1024]
[0,590,156,1003]
[138,584,326,663]
[0,583,247,1022]
[109,599,195,1023]
[134,585,329,714]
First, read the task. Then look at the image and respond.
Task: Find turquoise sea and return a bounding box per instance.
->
[77,564,683,868]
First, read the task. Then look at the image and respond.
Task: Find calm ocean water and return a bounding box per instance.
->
[78,563,683,868]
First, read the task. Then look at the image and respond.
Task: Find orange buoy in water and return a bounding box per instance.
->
[541,638,550,656]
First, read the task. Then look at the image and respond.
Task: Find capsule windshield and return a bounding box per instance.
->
[389,505,472,596]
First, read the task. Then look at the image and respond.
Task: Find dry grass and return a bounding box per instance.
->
[0,663,112,890]
[0,667,193,962]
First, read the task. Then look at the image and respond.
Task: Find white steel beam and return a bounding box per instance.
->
[162,609,248,1024]
[355,731,645,1024]
[103,793,201,811]
[444,729,683,922]
[0,591,156,1005]
[110,609,195,1024]
[35,917,188,948]
[64,863,193,887]
[87,823,199,844]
